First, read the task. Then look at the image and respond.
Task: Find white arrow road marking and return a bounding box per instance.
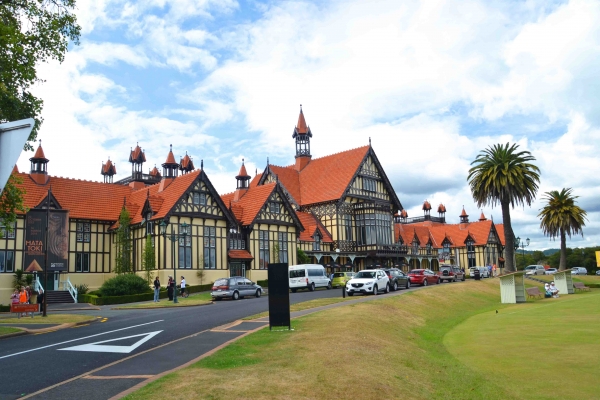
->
[58,331,162,354]
[0,320,163,360]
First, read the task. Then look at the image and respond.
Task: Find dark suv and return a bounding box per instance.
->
[438,265,465,283]
[383,268,410,291]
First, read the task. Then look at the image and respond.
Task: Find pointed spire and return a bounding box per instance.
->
[479,210,487,221]
[201,159,204,169]
[237,158,250,178]
[161,144,179,178]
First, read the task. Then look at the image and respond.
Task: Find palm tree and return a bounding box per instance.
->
[468,143,541,273]
[538,188,587,271]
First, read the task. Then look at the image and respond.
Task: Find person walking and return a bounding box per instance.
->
[37,289,44,314]
[492,263,497,277]
[167,276,173,301]
[18,286,27,316]
[153,276,161,302]
[180,276,186,297]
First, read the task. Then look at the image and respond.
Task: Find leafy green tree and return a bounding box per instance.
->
[297,247,310,264]
[115,208,132,274]
[468,143,541,272]
[1,0,79,233]
[142,234,155,284]
[0,0,80,143]
[538,188,587,270]
[0,174,27,238]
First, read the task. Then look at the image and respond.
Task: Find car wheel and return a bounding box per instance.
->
[327,282,332,290]
[291,288,297,293]
[385,283,390,293]
[373,284,378,295]
[309,283,315,292]
[232,291,239,300]
[423,279,428,286]
[392,282,398,291]
[406,280,411,289]
[255,289,261,298]
[347,292,353,296]
[453,276,457,282]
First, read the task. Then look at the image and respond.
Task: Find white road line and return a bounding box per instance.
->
[0,320,164,360]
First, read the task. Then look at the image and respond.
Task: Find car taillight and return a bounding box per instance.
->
[217,285,228,290]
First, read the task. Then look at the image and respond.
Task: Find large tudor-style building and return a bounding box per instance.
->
[0,108,506,301]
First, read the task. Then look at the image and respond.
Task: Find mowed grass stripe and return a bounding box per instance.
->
[124,280,531,400]
[445,292,600,400]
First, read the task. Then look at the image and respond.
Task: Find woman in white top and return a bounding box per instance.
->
[550,282,559,298]
[180,276,186,297]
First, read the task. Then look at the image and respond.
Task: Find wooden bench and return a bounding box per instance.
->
[526,287,543,299]
[573,282,590,291]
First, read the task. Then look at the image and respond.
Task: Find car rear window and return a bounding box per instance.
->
[355,271,376,279]
[409,270,423,275]
[333,273,344,278]
[290,269,306,278]
[214,279,228,286]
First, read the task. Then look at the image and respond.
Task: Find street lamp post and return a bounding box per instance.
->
[516,236,530,265]
[159,221,188,304]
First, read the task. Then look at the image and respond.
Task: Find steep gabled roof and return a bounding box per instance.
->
[395,219,503,249]
[14,172,132,221]
[296,211,333,243]
[228,183,277,226]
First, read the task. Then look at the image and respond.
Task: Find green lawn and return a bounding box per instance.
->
[0,314,96,325]
[242,297,352,320]
[113,292,213,309]
[0,326,22,336]
[445,292,600,399]
[123,281,599,400]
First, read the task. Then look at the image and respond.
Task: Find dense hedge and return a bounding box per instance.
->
[99,274,152,297]
[257,280,268,287]
[0,304,10,312]
[78,284,214,305]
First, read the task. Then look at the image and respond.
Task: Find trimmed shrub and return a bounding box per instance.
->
[99,274,151,297]
[257,280,268,287]
[0,304,11,312]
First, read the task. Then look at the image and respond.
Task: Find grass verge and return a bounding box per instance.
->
[0,314,96,325]
[113,293,213,309]
[0,326,22,336]
[242,297,352,320]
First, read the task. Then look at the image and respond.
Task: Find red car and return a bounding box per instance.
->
[408,269,440,286]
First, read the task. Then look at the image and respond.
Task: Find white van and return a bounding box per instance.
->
[289,264,331,292]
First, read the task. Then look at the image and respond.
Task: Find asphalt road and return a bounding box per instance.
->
[0,286,347,399]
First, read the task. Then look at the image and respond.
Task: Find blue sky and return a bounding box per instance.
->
[17,0,600,250]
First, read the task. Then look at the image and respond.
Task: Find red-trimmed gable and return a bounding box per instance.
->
[296,211,333,243]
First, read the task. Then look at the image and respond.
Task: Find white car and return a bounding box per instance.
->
[524,265,546,275]
[571,267,588,275]
[345,269,390,296]
[545,268,558,275]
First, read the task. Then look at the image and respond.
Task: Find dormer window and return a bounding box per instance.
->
[313,232,321,251]
[146,212,153,235]
[426,243,432,255]
[363,178,376,192]
[443,241,450,255]
[192,192,206,205]
[412,240,419,254]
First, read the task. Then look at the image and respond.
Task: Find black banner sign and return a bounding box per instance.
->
[24,209,69,272]
[268,263,290,330]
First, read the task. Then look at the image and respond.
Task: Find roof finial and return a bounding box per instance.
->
[300,104,302,111]
[242,158,245,165]
[169,144,172,152]
[267,156,269,165]
[369,137,371,146]
[201,159,203,169]
[255,168,257,176]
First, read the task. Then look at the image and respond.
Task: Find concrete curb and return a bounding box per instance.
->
[111,301,214,310]
[0,317,98,336]
[0,329,27,340]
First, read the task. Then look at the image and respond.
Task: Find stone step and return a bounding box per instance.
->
[46,290,75,304]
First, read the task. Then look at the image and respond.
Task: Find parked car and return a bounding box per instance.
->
[408,269,439,286]
[545,268,558,275]
[469,266,490,278]
[595,270,600,276]
[524,265,546,275]
[571,267,588,275]
[289,264,331,292]
[331,271,355,288]
[438,265,465,283]
[383,268,410,290]
[211,277,262,301]
[345,269,390,296]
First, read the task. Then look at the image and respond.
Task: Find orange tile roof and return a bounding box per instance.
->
[101,159,116,175]
[228,250,254,260]
[437,203,446,213]
[230,183,276,226]
[236,161,250,178]
[149,166,161,177]
[422,200,432,211]
[294,109,309,135]
[163,149,177,165]
[31,143,48,161]
[296,211,333,243]
[396,219,505,249]
[179,153,194,171]
[267,146,370,206]
[129,144,145,163]
[14,172,132,221]
[128,170,201,224]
